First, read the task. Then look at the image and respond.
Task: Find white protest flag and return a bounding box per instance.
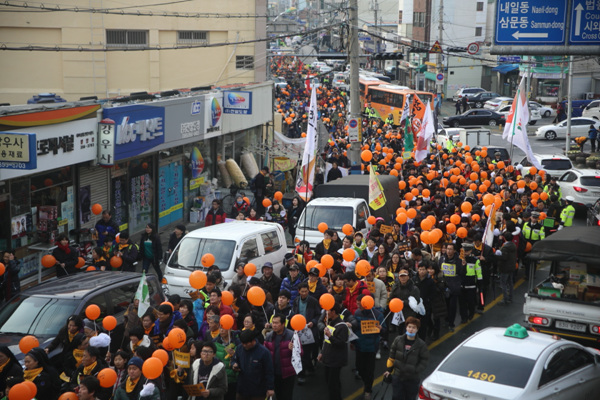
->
[291,331,303,374]
[135,271,151,316]
[399,93,411,124]
[415,101,435,163]
[482,203,497,248]
[295,86,319,202]
[502,75,543,170]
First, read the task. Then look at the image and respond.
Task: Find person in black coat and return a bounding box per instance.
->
[167,224,186,255]
[0,346,23,396]
[286,196,304,240]
[23,347,61,400]
[292,283,321,382]
[314,230,341,262]
[1,251,20,303]
[68,346,110,399]
[113,231,139,272]
[139,223,163,281]
[45,314,84,369]
[253,166,271,215]
[413,263,436,340]
[52,233,79,278]
[326,161,343,182]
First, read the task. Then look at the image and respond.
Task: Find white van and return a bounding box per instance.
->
[163,221,287,297]
[582,100,600,120]
[294,198,371,248]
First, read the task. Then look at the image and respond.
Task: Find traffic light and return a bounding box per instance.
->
[371,52,404,60]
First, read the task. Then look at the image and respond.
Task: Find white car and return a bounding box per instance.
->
[497,104,541,125]
[453,87,485,102]
[484,96,513,110]
[318,65,333,74]
[558,168,600,206]
[421,325,600,400]
[436,127,464,148]
[517,154,573,178]
[273,77,288,89]
[582,100,600,120]
[530,101,555,118]
[535,117,600,140]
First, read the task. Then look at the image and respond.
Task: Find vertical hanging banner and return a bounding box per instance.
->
[295,86,318,202]
[369,166,387,210]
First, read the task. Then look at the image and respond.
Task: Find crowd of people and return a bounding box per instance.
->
[1,57,581,400]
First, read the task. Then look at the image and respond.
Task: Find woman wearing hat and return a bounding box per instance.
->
[114,357,160,400]
[0,346,23,396]
[23,347,61,400]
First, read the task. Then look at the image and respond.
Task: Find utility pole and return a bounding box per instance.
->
[348,0,361,168]
[566,55,573,156]
[437,0,444,103]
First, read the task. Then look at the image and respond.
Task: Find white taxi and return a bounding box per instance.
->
[420,324,600,400]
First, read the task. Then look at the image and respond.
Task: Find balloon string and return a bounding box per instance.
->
[262,305,268,322]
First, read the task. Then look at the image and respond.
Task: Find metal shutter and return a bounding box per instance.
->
[78,165,109,230]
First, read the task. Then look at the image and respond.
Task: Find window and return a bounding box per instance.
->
[106,30,148,47]
[261,231,282,255]
[236,56,254,70]
[178,31,208,44]
[475,27,483,36]
[168,237,236,272]
[476,2,484,11]
[240,238,259,260]
[106,283,138,315]
[84,293,109,320]
[539,347,594,387]
[413,12,425,27]
[298,206,354,231]
[560,172,578,182]
[540,159,572,171]
[580,176,600,187]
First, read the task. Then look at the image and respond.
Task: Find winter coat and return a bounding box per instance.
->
[115,241,139,272]
[366,278,388,309]
[190,359,228,400]
[138,233,162,265]
[308,279,328,301]
[314,240,341,262]
[52,245,79,277]
[232,342,274,397]
[370,253,390,270]
[389,279,421,320]
[264,328,299,379]
[1,259,20,301]
[29,368,61,400]
[321,316,349,368]
[0,355,22,394]
[113,377,160,400]
[351,308,384,353]
[95,218,119,245]
[438,253,465,295]
[205,207,226,226]
[261,274,283,303]
[496,240,518,274]
[430,272,448,319]
[280,274,304,303]
[292,294,321,339]
[343,280,371,315]
[413,275,436,311]
[214,331,241,384]
[388,334,429,381]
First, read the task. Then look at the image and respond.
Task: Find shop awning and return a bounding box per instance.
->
[415,64,427,73]
[492,63,519,74]
[424,71,437,81]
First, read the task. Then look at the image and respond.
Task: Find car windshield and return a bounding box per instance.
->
[168,237,236,271]
[298,206,354,231]
[438,346,535,388]
[541,159,572,170]
[0,295,79,337]
[580,176,600,187]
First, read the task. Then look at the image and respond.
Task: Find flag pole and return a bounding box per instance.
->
[509,86,520,164]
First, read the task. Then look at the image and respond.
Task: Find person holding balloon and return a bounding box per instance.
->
[67,346,110,399]
[314,229,341,262]
[317,302,348,400]
[264,314,300,400]
[113,357,160,400]
[291,283,320,383]
[23,347,61,400]
[44,315,84,368]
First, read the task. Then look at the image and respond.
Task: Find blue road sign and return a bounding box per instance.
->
[569,1,600,44]
[497,56,522,62]
[495,0,568,45]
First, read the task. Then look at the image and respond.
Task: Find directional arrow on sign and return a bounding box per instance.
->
[511,31,549,40]
[574,3,584,36]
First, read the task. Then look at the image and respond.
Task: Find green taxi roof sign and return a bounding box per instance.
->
[504,324,529,339]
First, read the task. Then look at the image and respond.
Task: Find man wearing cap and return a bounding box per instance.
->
[458,243,482,324]
[114,357,160,399]
[543,176,562,201]
[189,341,228,400]
[522,211,545,280]
[280,262,304,303]
[114,231,139,273]
[318,303,348,400]
[232,330,274,400]
[292,282,321,383]
[559,196,576,230]
[307,267,328,300]
[265,290,293,330]
[280,253,303,280]
[260,262,282,304]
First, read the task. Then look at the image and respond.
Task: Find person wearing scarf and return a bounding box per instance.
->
[23,347,61,400]
[45,314,83,370]
[0,346,23,396]
[152,304,180,348]
[315,230,341,262]
[114,357,160,400]
[51,233,79,277]
[60,333,87,380]
[91,247,108,271]
[68,346,111,399]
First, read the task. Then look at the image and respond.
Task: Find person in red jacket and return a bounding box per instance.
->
[342,271,371,315]
[205,199,226,226]
[264,314,301,400]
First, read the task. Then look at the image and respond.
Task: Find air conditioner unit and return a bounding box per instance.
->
[584,92,594,99]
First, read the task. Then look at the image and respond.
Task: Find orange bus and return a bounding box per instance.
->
[368,85,435,125]
[359,76,388,105]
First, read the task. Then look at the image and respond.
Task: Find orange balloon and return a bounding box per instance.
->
[59,393,78,400]
[110,256,123,268]
[529,167,538,175]
[19,335,39,354]
[321,254,334,269]
[221,291,234,306]
[531,192,540,200]
[483,194,494,206]
[399,181,407,190]
[201,253,215,267]
[98,368,117,388]
[497,161,505,169]
[469,183,478,191]
[247,286,266,306]
[168,328,186,349]
[262,198,272,208]
[525,242,533,252]
[407,208,417,219]
[517,180,526,189]
[422,189,431,197]
[10,384,34,400]
[461,202,472,214]
[102,316,117,331]
[162,337,174,351]
[305,260,318,273]
[361,150,373,162]
[472,214,480,222]
[22,381,37,398]
[76,257,86,269]
[41,254,56,268]
[86,304,101,320]
[479,184,487,193]
[389,298,404,313]
[495,176,503,185]
[411,188,419,196]
[540,192,549,201]
[529,181,538,190]
[446,223,457,234]
[396,213,407,224]
[342,248,355,262]
[189,270,207,289]
[539,212,547,220]
[457,227,468,239]
[421,231,431,245]
[290,314,307,331]
[450,214,461,225]
[342,224,354,236]
[367,216,377,225]
[356,260,371,277]
[142,357,163,379]
[445,188,453,197]
[244,263,257,276]
[483,180,492,187]
[91,203,103,215]
[318,222,329,233]
[420,219,433,231]
[361,296,375,310]
[152,349,169,367]
[220,314,234,330]
[320,293,335,310]
[480,171,488,180]
[86,266,96,272]
[274,191,283,201]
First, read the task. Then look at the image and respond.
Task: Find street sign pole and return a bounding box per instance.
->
[566,56,573,156]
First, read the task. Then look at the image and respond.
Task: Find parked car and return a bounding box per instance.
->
[530,101,555,118]
[484,96,513,110]
[517,154,573,178]
[497,104,542,125]
[468,92,501,108]
[332,72,349,91]
[535,117,600,140]
[453,87,485,102]
[473,145,511,164]
[273,77,288,89]
[557,168,600,207]
[560,99,594,118]
[0,272,165,361]
[582,100,600,120]
[587,198,600,226]
[436,127,463,148]
[443,109,506,127]
[420,325,600,400]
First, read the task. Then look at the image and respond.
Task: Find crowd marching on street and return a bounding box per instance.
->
[1,56,580,400]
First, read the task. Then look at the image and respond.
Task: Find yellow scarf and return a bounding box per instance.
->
[333,285,344,294]
[308,280,317,292]
[144,323,155,335]
[0,359,9,373]
[83,361,97,376]
[68,331,77,342]
[348,282,358,294]
[73,349,84,367]
[132,339,142,351]
[119,243,129,251]
[210,329,220,339]
[323,239,331,250]
[24,367,43,381]
[126,377,140,393]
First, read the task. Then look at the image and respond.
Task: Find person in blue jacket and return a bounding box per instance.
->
[279,264,304,303]
[232,329,274,400]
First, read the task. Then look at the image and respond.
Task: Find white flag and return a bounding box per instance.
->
[400,94,411,123]
[135,271,151,317]
[482,203,497,248]
[415,101,435,162]
[291,331,303,374]
[295,86,318,202]
[502,75,543,170]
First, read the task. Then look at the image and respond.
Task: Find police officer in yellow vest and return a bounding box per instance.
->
[543,176,562,201]
[459,243,482,323]
[522,211,545,280]
[385,113,394,126]
[364,103,374,118]
[559,196,576,230]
